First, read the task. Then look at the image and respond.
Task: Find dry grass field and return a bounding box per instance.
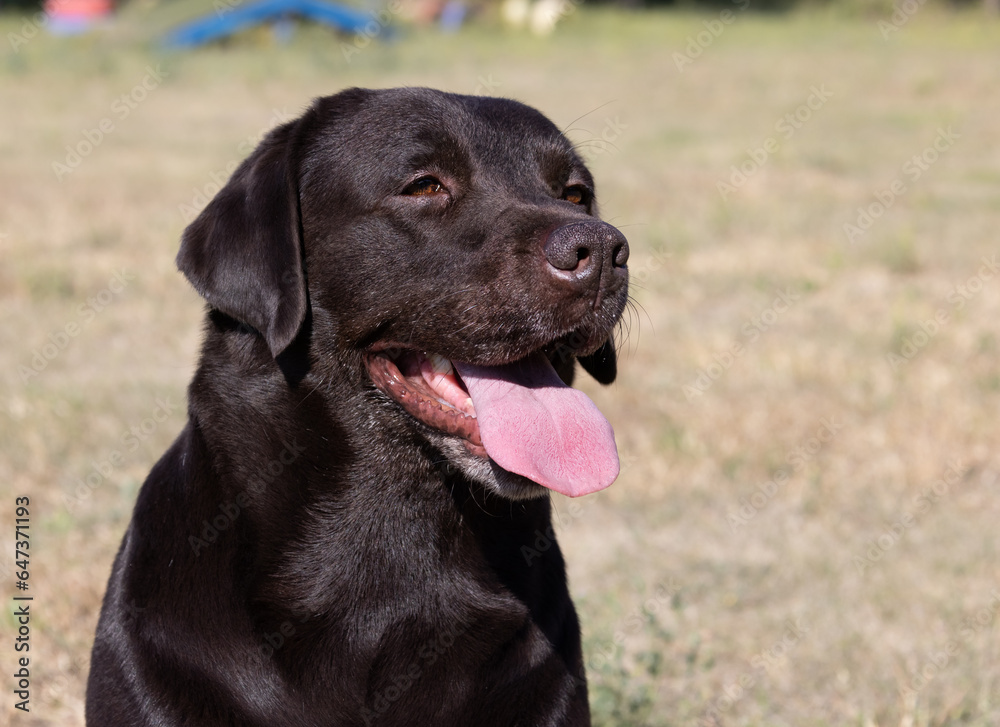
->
[2,4,1000,725]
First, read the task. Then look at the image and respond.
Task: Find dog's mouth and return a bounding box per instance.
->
[367,348,485,452]
[365,346,619,497]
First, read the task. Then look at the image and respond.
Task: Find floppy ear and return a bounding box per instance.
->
[578,338,617,385]
[177,122,307,358]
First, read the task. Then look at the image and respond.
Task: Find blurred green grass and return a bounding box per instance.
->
[2,4,1000,725]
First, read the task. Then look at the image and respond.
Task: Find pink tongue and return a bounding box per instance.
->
[453,354,619,497]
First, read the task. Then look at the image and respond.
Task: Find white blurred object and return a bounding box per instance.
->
[528,0,565,35]
[500,0,531,28]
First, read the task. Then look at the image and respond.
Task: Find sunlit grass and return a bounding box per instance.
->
[2,5,1000,725]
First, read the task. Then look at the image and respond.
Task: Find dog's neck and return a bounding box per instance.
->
[183,318,564,624]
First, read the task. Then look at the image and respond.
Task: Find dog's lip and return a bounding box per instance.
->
[365,346,486,455]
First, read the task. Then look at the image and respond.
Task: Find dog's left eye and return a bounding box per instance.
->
[402,177,446,196]
[561,186,589,205]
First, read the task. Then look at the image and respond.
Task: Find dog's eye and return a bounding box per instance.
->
[561,186,589,205]
[402,177,446,196]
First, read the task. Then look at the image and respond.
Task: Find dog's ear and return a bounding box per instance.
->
[177,122,306,358]
[578,338,617,385]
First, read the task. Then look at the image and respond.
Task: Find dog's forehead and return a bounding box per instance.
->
[303,88,582,182]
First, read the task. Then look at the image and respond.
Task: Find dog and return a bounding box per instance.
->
[86,87,629,726]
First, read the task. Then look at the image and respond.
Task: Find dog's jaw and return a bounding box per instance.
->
[427,433,552,501]
[364,344,620,500]
[366,346,547,499]
[366,348,486,455]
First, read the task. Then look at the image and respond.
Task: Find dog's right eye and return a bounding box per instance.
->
[561,185,590,206]
[401,177,446,196]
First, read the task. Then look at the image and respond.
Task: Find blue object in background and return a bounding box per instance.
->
[48,17,100,35]
[271,15,296,42]
[439,0,466,32]
[163,0,386,48]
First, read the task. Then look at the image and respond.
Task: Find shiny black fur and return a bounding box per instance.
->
[87,87,629,726]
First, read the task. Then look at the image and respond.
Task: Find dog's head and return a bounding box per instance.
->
[178,87,629,501]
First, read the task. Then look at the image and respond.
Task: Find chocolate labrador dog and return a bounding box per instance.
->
[87,87,629,726]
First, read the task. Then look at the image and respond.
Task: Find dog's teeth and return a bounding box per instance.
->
[428,354,454,376]
[465,398,476,418]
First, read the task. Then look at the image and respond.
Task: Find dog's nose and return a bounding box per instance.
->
[543,221,629,286]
